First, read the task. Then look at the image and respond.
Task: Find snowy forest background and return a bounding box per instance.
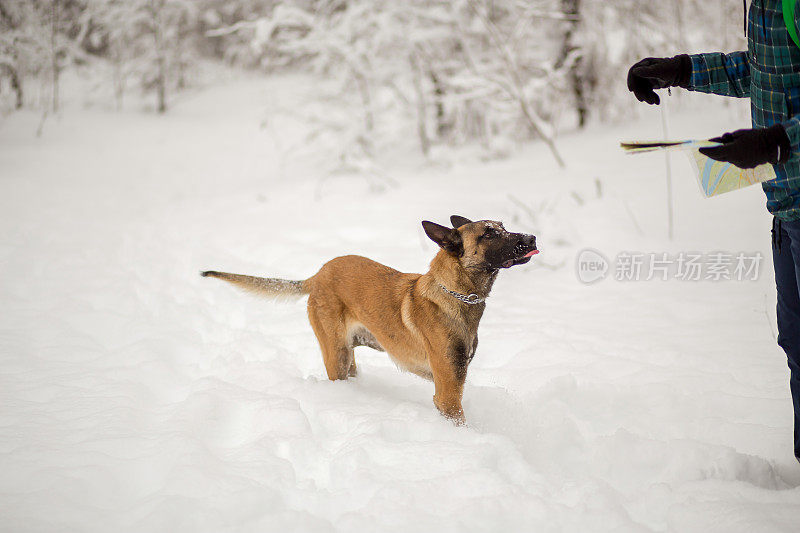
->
[6,2,800,532]
[1,0,743,162]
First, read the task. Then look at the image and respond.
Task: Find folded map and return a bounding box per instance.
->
[620,140,776,198]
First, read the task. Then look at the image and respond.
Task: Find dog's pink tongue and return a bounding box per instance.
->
[524,250,539,258]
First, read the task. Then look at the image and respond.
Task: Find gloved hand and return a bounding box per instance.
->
[698,124,791,168]
[627,55,692,105]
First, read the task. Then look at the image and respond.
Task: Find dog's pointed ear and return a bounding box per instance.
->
[450,215,473,228]
[422,220,464,257]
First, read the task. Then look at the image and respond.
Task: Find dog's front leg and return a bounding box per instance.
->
[429,341,468,425]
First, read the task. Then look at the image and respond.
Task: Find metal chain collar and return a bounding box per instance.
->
[439,284,486,305]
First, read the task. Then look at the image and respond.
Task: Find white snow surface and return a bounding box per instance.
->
[1,77,800,532]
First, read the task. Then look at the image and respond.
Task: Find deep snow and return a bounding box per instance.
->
[1,76,799,532]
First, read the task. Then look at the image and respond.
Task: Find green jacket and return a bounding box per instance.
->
[687,0,800,221]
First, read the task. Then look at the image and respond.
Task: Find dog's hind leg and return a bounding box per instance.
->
[307,297,354,380]
[346,353,358,377]
[325,344,354,380]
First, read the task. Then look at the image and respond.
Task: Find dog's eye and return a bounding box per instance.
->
[483,228,498,239]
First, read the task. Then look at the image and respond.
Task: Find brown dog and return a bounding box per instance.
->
[201,215,537,423]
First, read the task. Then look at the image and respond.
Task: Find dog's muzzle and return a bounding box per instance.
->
[500,234,538,268]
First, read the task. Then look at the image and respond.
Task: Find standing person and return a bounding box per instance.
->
[626,0,800,463]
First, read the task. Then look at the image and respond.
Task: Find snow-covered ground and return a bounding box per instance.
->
[1,76,799,532]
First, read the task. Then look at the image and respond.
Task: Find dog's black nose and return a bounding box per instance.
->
[522,234,536,247]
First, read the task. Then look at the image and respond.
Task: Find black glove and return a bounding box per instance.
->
[627,55,692,105]
[698,125,791,168]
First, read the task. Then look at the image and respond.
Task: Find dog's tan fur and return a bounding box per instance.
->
[202,216,537,424]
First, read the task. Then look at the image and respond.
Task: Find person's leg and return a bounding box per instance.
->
[773,218,800,460]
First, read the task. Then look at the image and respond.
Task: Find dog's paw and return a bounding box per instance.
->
[434,397,465,426]
[450,413,467,426]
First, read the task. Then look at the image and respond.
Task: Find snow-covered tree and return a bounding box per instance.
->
[0,0,74,112]
[82,0,197,112]
[209,0,571,165]
[1,0,750,157]
[0,1,26,109]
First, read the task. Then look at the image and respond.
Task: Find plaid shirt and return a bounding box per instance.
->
[687,0,800,221]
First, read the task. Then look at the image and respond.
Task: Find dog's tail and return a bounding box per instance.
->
[200,270,308,300]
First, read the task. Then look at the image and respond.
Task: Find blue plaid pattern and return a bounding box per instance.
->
[687,0,800,221]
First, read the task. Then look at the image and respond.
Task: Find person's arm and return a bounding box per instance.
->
[685,51,751,98]
[690,53,794,167]
[627,52,750,104]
